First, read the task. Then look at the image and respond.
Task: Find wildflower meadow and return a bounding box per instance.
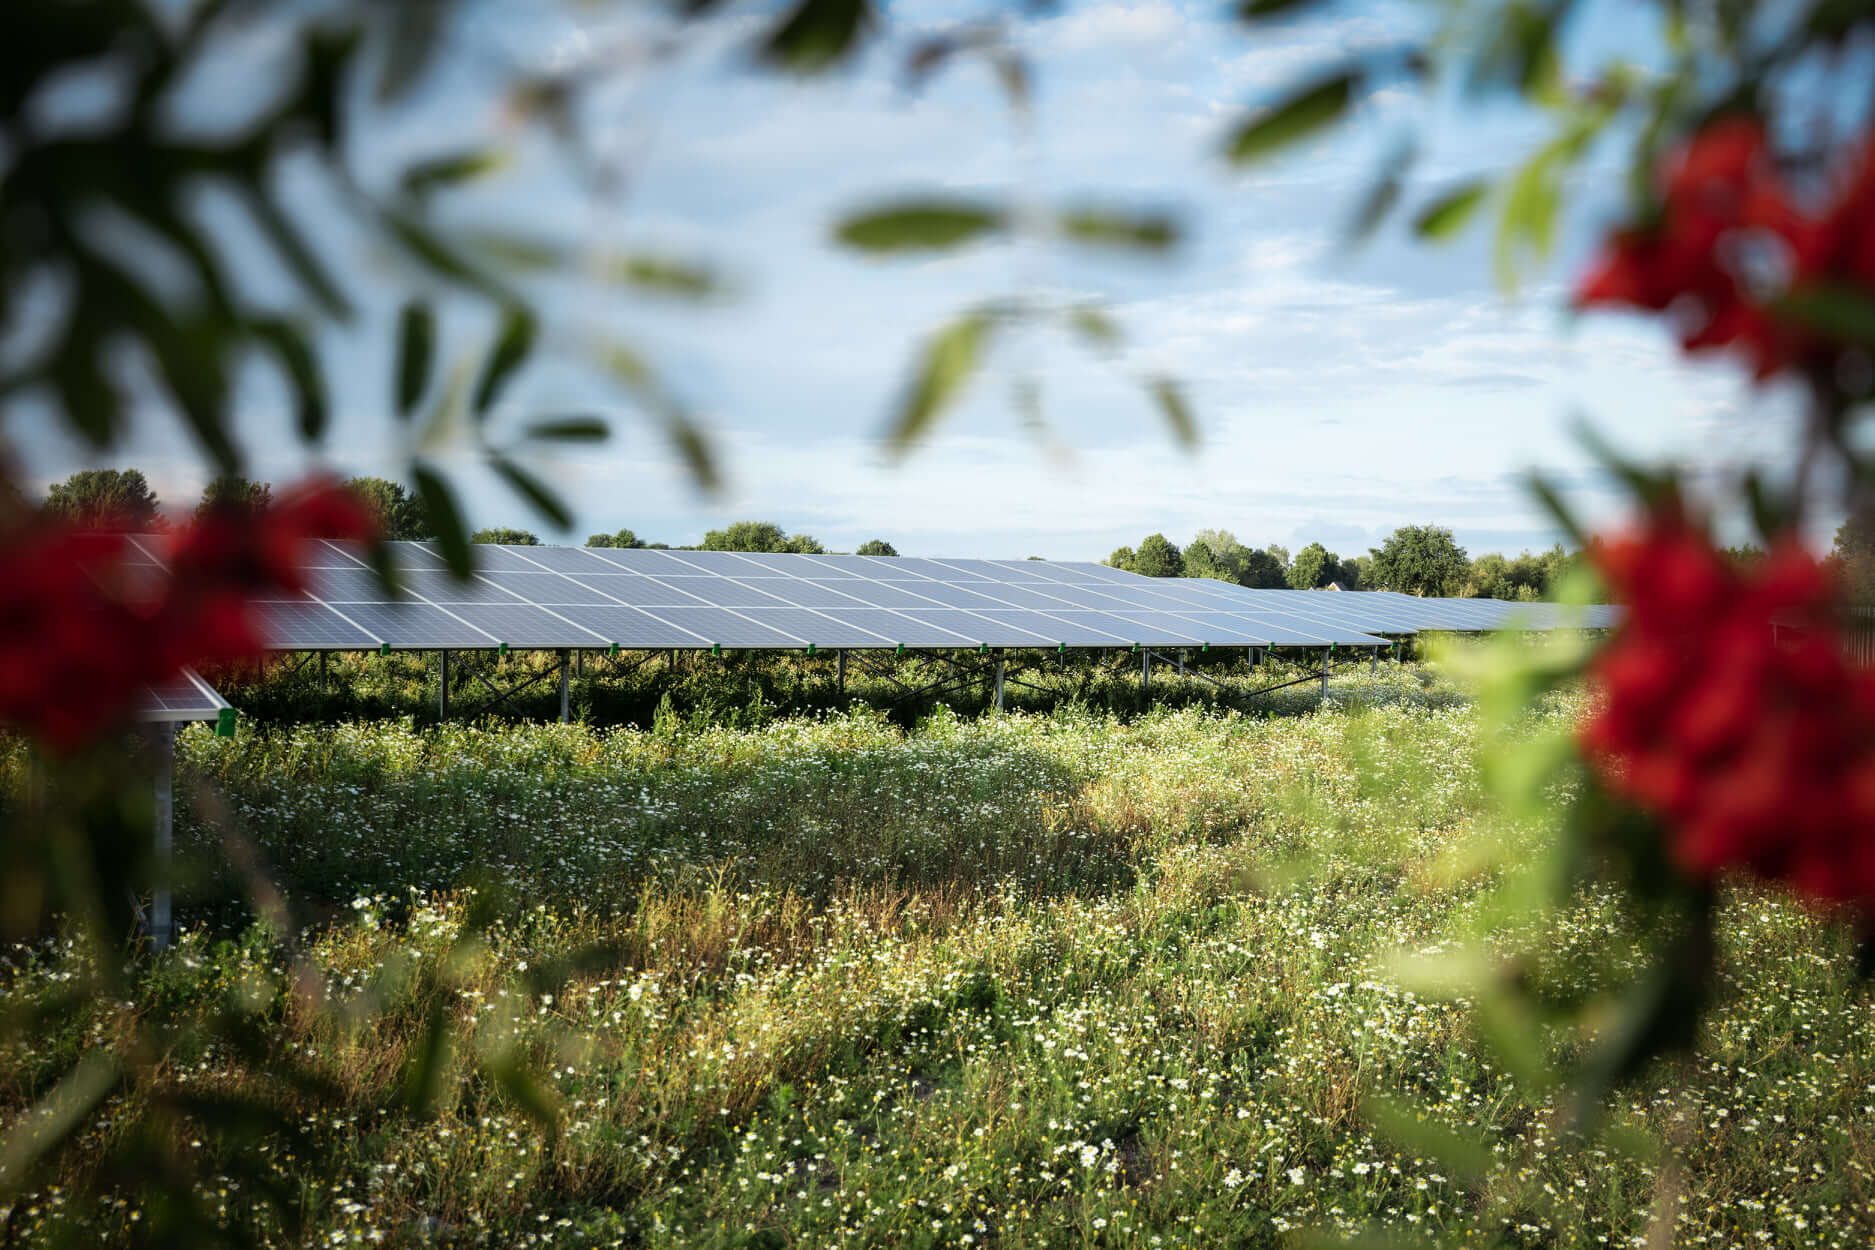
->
[2,665,1869,1248]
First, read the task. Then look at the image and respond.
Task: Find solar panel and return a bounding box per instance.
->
[138,668,231,723]
[125,538,1615,652]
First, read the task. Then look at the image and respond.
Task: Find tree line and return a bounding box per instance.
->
[1107,526,1581,600]
[32,469,898,556]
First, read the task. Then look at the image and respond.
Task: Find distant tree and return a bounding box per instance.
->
[786,533,826,554]
[1181,538,1226,580]
[1105,545,1136,571]
[703,520,798,553]
[645,542,671,550]
[1235,548,1289,588]
[44,468,160,529]
[855,539,898,556]
[344,476,432,541]
[1026,555,1045,561]
[1265,543,1290,571]
[471,527,540,545]
[1132,533,1183,578]
[1833,505,1875,601]
[1288,541,1355,589]
[1347,554,1375,588]
[1370,525,1470,596]
[586,528,644,548]
[195,474,272,519]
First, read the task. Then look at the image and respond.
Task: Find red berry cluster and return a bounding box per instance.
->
[1580,508,1875,905]
[1576,116,1875,380]
[0,476,375,752]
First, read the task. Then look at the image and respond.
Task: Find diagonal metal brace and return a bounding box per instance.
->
[454,656,566,719]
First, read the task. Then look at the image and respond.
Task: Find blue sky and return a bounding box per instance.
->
[13,0,1812,559]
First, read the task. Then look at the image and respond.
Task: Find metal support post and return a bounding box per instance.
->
[1141,649,1151,700]
[576,649,583,678]
[837,649,847,694]
[439,650,450,718]
[319,650,328,693]
[1320,648,1329,697]
[557,649,571,723]
[152,724,175,952]
[994,658,1006,713]
[1178,648,1186,677]
[1370,647,1379,674]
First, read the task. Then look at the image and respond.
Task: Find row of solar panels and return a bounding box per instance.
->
[126,538,1620,652]
[138,668,233,724]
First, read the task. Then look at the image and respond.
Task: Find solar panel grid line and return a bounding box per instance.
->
[455,567,619,647]
[500,547,726,647]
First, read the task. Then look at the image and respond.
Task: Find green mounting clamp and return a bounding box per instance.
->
[610,642,620,656]
[378,642,390,657]
[979,643,989,655]
[1201,642,1209,653]
[807,643,816,656]
[711,642,722,656]
[1058,643,1066,655]
[895,643,905,655]
[214,706,237,738]
[1131,642,1140,653]
[498,642,509,657]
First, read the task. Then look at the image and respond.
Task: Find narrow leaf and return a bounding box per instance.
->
[887,312,992,455]
[664,413,721,492]
[524,416,608,443]
[472,307,536,415]
[1224,71,1357,165]
[1066,306,1122,352]
[1414,181,1489,240]
[1056,209,1180,252]
[0,1051,120,1196]
[244,189,351,316]
[253,320,328,441]
[611,254,721,298]
[402,149,506,199]
[395,301,435,419]
[488,1051,561,1134]
[1775,283,1875,345]
[411,462,472,578]
[379,0,445,101]
[1238,0,1318,16]
[759,0,872,73]
[488,455,572,531]
[835,201,1006,253]
[1149,376,1198,449]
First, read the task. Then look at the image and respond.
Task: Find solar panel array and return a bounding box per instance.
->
[138,668,231,723]
[125,537,1618,653]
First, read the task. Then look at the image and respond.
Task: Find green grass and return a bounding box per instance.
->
[2,665,1871,1247]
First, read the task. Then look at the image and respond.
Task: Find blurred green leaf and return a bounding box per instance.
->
[395,301,435,419]
[473,307,536,415]
[760,0,872,73]
[1149,377,1198,449]
[243,188,351,317]
[382,209,501,296]
[525,416,609,443]
[1348,140,1415,243]
[887,312,992,455]
[1775,283,1875,345]
[1065,305,1122,352]
[489,455,572,531]
[835,201,1006,253]
[664,411,721,492]
[1524,469,1586,548]
[253,319,327,442]
[402,149,506,199]
[611,254,722,298]
[1414,181,1489,241]
[1238,0,1319,16]
[378,0,444,102]
[1364,1094,1494,1181]
[412,462,472,578]
[487,1047,561,1134]
[1225,71,1357,165]
[0,1050,120,1197]
[1495,154,1561,290]
[1056,209,1180,251]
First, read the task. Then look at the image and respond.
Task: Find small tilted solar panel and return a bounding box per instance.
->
[127,538,1619,653]
[138,668,232,723]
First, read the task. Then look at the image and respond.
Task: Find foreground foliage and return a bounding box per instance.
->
[1,670,1870,1247]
